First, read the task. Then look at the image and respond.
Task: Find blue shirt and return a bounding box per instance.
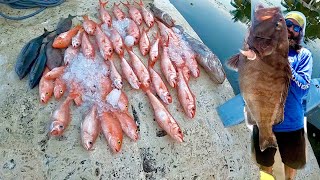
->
[273,47,313,132]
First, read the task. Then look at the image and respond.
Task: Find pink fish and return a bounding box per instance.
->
[100,111,123,153]
[83,15,96,35]
[113,2,125,20]
[39,68,54,104]
[176,68,196,118]
[49,96,74,136]
[160,43,177,88]
[135,0,154,28]
[109,60,123,89]
[126,19,140,44]
[139,27,150,56]
[95,24,113,60]
[149,32,160,66]
[99,0,112,27]
[149,65,172,104]
[120,56,141,89]
[146,90,184,142]
[81,105,100,150]
[126,46,150,89]
[110,28,124,57]
[81,32,95,59]
[122,1,143,25]
[44,66,65,80]
[113,111,139,141]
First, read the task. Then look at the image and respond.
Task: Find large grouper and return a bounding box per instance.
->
[227,5,291,152]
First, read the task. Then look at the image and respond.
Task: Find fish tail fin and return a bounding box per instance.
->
[121,1,130,8]
[83,15,89,21]
[99,0,108,8]
[114,2,120,7]
[134,0,144,7]
[259,132,278,152]
[226,53,240,71]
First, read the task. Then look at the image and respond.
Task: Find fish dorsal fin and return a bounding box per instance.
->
[226,53,240,71]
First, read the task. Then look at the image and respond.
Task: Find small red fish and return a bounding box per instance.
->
[71,27,84,48]
[176,68,196,118]
[64,45,79,65]
[122,1,143,25]
[126,46,150,89]
[118,90,129,112]
[100,111,123,153]
[149,65,172,105]
[54,77,66,100]
[160,44,177,88]
[44,66,65,80]
[49,96,74,136]
[95,24,113,60]
[81,32,95,59]
[81,105,100,151]
[127,19,140,44]
[149,32,160,66]
[100,75,113,100]
[110,29,124,57]
[113,111,139,141]
[139,27,150,56]
[113,2,126,20]
[53,25,82,49]
[135,0,154,28]
[146,90,184,142]
[99,0,112,27]
[83,15,96,35]
[120,56,140,89]
[109,60,123,89]
[39,67,54,104]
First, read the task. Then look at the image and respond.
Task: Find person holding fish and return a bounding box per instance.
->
[251,11,313,180]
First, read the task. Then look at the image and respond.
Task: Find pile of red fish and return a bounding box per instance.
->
[40,0,201,153]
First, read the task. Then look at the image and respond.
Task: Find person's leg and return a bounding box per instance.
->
[252,125,277,175]
[284,165,297,180]
[276,128,306,180]
[260,165,273,174]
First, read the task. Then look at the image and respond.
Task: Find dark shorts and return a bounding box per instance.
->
[252,125,306,169]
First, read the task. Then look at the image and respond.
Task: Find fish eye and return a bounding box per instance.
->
[46,92,49,95]
[89,141,93,145]
[117,140,121,145]
[109,49,112,53]
[59,125,64,129]
[136,129,139,133]
[60,90,63,93]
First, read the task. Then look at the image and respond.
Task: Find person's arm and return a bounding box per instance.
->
[290,49,313,96]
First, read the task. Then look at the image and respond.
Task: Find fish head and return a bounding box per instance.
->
[172,126,184,143]
[249,5,287,57]
[109,137,122,153]
[49,121,65,136]
[81,133,95,150]
[187,103,196,118]
[128,128,139,141]
[147,20,154,28]
[41,90,53,104]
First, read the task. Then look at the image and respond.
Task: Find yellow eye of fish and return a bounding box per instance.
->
[46,92,49,95]
[60,90,63,93]
[117,140,121,145]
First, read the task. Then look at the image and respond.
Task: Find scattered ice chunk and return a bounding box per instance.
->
[106,89,121,109]
[125,35,135,47]
[112,18,130,38]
